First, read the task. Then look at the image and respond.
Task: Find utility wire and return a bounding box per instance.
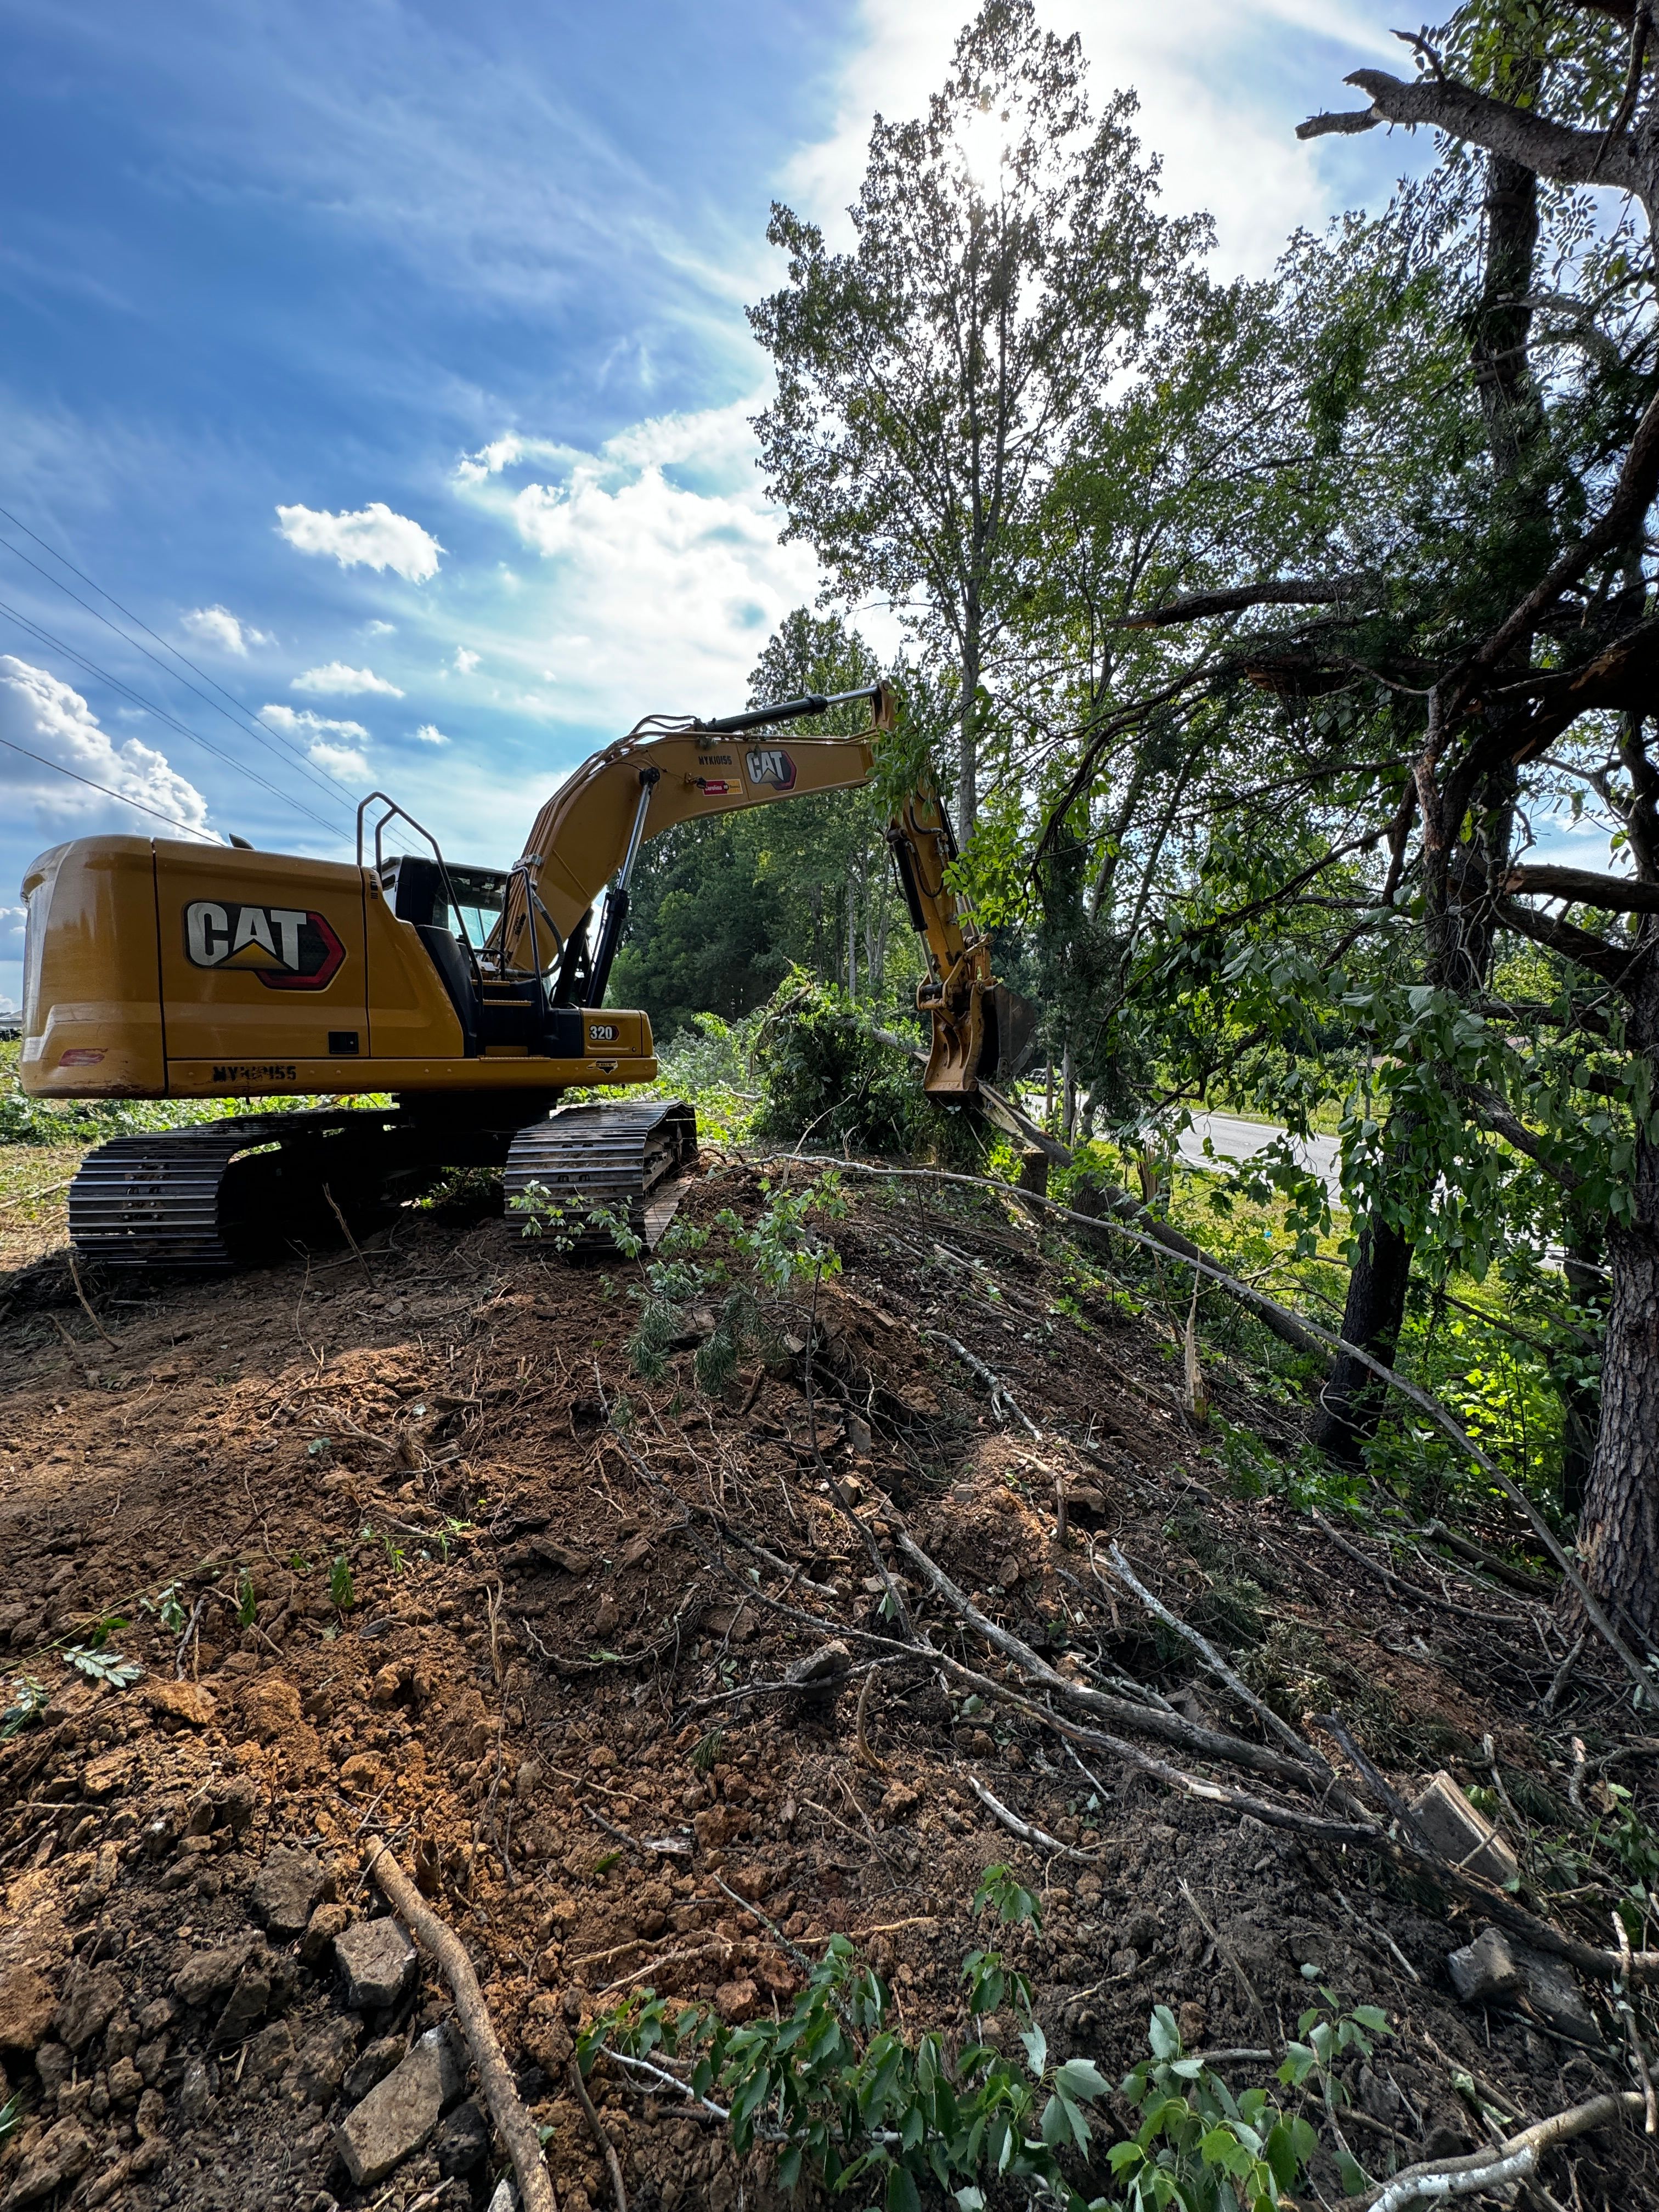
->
[0,501,361,812]
[0,595,343,839]
[0,730,218,839]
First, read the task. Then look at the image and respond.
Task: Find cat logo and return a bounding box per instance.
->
[184,901,346,991]
[744,746,797,791]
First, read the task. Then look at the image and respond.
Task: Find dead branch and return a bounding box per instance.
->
[965,1772,1096,1863]
[1342,2088,1644,2211]
[568,2059,629,2212]
[1177,1877,1266,2023]
[1102,1543,1327,1773]
[1310,1509,1527,1627]
[897,1528,1336,1794]
[924,1329,1042,1438]
[364,1837,558,2212]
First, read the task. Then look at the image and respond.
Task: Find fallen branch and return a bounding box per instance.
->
[1310,1510,1527,1628]
[1345,2089,1643,2211]
[1102,1543,1327,1774]
[924,1329,1042,1439]
[364,1837,558,2212]
[569,2059,629,2212]
[1177,1877,1266,2024]
[897,1528,1338,1796]
[965,1772,1096,1863]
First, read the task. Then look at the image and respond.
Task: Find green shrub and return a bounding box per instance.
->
[752,974,984,1165]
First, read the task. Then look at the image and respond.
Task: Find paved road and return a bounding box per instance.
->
[1176,1111,1344,1205]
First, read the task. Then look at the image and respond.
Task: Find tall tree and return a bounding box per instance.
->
[748,0,1201,846]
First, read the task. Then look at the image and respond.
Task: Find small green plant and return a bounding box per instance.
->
[141,1582,187,1634]
[289,1551,312,1574]
[691,1728,724,1774]
[64,1645,143,1689]
[0,2089,22,2146]
[1277,1986,1391,2197]
[580,1860,1112,2211]
[236,1572,258,1628]
[0,1676,49,1741]
[329,1554,356,1610]
[1111,2006,1317,2211]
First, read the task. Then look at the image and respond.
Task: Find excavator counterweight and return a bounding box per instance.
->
[20,682,1008,1269]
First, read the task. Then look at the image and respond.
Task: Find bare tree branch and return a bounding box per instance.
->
[1296,109,1383,139]
[1115,577,1368,627]
[1493,893,1652,985]
[1504,861,1659,913]
[1300,68,1642,199]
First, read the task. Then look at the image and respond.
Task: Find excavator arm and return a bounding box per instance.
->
[498,682,1000,1094]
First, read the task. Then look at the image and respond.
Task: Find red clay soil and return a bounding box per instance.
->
[0,1158,1653,2211]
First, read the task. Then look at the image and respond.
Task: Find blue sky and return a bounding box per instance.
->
[0,0,1426,1013]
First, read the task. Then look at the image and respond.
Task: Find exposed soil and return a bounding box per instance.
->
[0,1150,1655,2211]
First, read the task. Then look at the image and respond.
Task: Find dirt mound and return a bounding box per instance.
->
[0,1161,1652,2210]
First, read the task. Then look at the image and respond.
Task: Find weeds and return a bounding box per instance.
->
[580,1864,1395,2211]
[0,1676,49,1741]
[141,1582,187,1635]
[329,1554,356,1610]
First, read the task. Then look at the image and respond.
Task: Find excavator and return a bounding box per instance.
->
[18,682,1017,1268]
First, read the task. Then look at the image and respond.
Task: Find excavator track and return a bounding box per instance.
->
[503,1098,699,1251]
[67,1097,700,1271]
[67,1107,411,1271]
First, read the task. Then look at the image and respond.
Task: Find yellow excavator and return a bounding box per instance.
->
[18,682,1017,1267]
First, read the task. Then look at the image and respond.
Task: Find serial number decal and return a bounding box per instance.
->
[587,1023,619,1044]
[210,1063,298,1083]
[744,746,797,791]
[184,901,346,991]
[696,752,733,765]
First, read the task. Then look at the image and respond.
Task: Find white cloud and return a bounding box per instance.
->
[449,398,823,723]
[180,604,271,656]
[413,723,450,746]
[261,703,370,742]
[291,662,405,697]
[261,703,371,773]
[275,501,443,582]
[0,656,213,838]
[307,741,371,780]
[452,647,481,675]
[365,619,396,636]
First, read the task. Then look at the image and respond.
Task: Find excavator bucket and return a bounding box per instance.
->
[921,978,1040,1095]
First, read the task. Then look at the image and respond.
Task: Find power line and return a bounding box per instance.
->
[0,501,363,813]
[0,595,343,839]
[0,730,219,839]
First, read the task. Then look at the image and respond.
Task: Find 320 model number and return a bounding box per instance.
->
[586,1023,619,1045]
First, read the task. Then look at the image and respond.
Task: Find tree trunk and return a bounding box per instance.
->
[1577,974,1659,1638]
[958,606,980,847]
[1313,1215,1414,1463]
[1560,1218,1606,1521]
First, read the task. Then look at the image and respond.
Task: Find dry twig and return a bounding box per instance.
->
[364,1837,558,2212]
[568,2059,628,2212]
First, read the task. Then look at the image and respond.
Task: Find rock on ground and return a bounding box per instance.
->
[334,1916,417,2010]
[335,2022,467,2187]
